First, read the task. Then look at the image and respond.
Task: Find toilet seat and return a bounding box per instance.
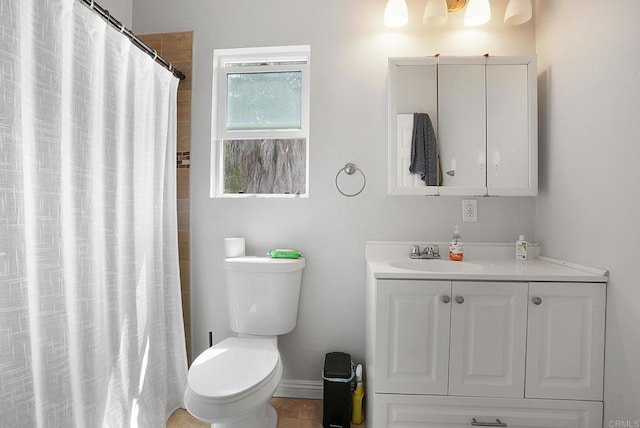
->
[187,337,279,404]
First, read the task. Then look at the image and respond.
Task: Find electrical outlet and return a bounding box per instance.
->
[462,199,478,223]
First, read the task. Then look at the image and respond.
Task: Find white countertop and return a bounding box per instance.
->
[366,241,609,283]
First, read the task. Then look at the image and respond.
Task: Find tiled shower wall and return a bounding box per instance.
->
[138,31,193,362]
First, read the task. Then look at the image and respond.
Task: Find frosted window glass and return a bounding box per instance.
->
[227,72,302,130]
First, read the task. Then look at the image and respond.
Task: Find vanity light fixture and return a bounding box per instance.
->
[423,0,449,25]
[384,0,409,27]
[420,0,531,27]
[504,0,532,25]
[423,0,466,25]
[464,0,491,26]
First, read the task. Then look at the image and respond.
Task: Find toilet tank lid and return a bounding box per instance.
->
[224,256,305,273]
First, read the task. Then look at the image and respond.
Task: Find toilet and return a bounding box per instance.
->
[184,256,305,428]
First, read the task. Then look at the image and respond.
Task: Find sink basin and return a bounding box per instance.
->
[389,259,486,273]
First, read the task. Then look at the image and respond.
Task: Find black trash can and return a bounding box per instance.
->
[322,352,354,428]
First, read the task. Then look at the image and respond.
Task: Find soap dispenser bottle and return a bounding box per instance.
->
[516,235,528,260]
[449,225,464,261]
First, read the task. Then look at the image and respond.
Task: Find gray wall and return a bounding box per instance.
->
[98,0,132,28]
[534,1,640,424]
[132,0,536,383]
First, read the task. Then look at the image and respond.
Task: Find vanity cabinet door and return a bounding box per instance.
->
[526,282,606,400]
[449,281,528,398]
[375,280,451,394]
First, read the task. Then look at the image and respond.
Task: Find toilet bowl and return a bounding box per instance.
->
[184,256,305,428]
[185,337,282,428]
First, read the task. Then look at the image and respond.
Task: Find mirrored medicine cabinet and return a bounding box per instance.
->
[388,56,538,196]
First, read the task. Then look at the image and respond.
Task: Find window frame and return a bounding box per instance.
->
[210,45,311,198]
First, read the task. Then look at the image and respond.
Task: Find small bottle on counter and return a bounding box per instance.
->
[449,225,464,261]
[516,235,528,260]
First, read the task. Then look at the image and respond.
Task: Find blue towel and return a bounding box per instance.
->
[409,113,441,186]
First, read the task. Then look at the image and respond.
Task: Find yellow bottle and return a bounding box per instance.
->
[352,364,364,424]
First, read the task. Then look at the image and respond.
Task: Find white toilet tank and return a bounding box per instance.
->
[224,256,305,336]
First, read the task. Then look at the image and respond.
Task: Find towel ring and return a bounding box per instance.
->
[335,163,366,197]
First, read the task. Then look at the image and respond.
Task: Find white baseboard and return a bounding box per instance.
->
[275,379,323,400]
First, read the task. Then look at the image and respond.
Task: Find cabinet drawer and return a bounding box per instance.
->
[374,394,602,428]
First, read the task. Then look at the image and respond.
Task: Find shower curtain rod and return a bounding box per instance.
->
[77,0,186,80]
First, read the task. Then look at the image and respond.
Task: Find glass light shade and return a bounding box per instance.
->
[423,0,448,25]
[384,0,409,27]
[464,0,491,26]
[504,0,532,25]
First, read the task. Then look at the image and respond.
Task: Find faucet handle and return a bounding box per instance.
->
[432,245,440,257]
[410,244,420,257]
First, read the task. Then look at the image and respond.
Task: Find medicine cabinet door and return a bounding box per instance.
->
[486,61,537,196]
[388,58,439,195]
[437,59,487,196]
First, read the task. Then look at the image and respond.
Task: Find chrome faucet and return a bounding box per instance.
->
[410,244,441,259]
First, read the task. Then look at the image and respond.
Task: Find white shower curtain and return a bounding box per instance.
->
[0,0,188,427]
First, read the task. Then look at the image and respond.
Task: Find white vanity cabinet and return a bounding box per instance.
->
[371,279,605,428]
[375,280,529,398]
[388,56,537,196]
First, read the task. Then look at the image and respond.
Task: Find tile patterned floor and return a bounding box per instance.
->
[167,398,366,428]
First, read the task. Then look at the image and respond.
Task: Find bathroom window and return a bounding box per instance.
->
[210,46,310,197]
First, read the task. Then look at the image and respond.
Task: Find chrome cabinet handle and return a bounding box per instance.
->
[531,296,542,305]
[441,295,451,304]
[455,295,464,304]
[471,418,507,427]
